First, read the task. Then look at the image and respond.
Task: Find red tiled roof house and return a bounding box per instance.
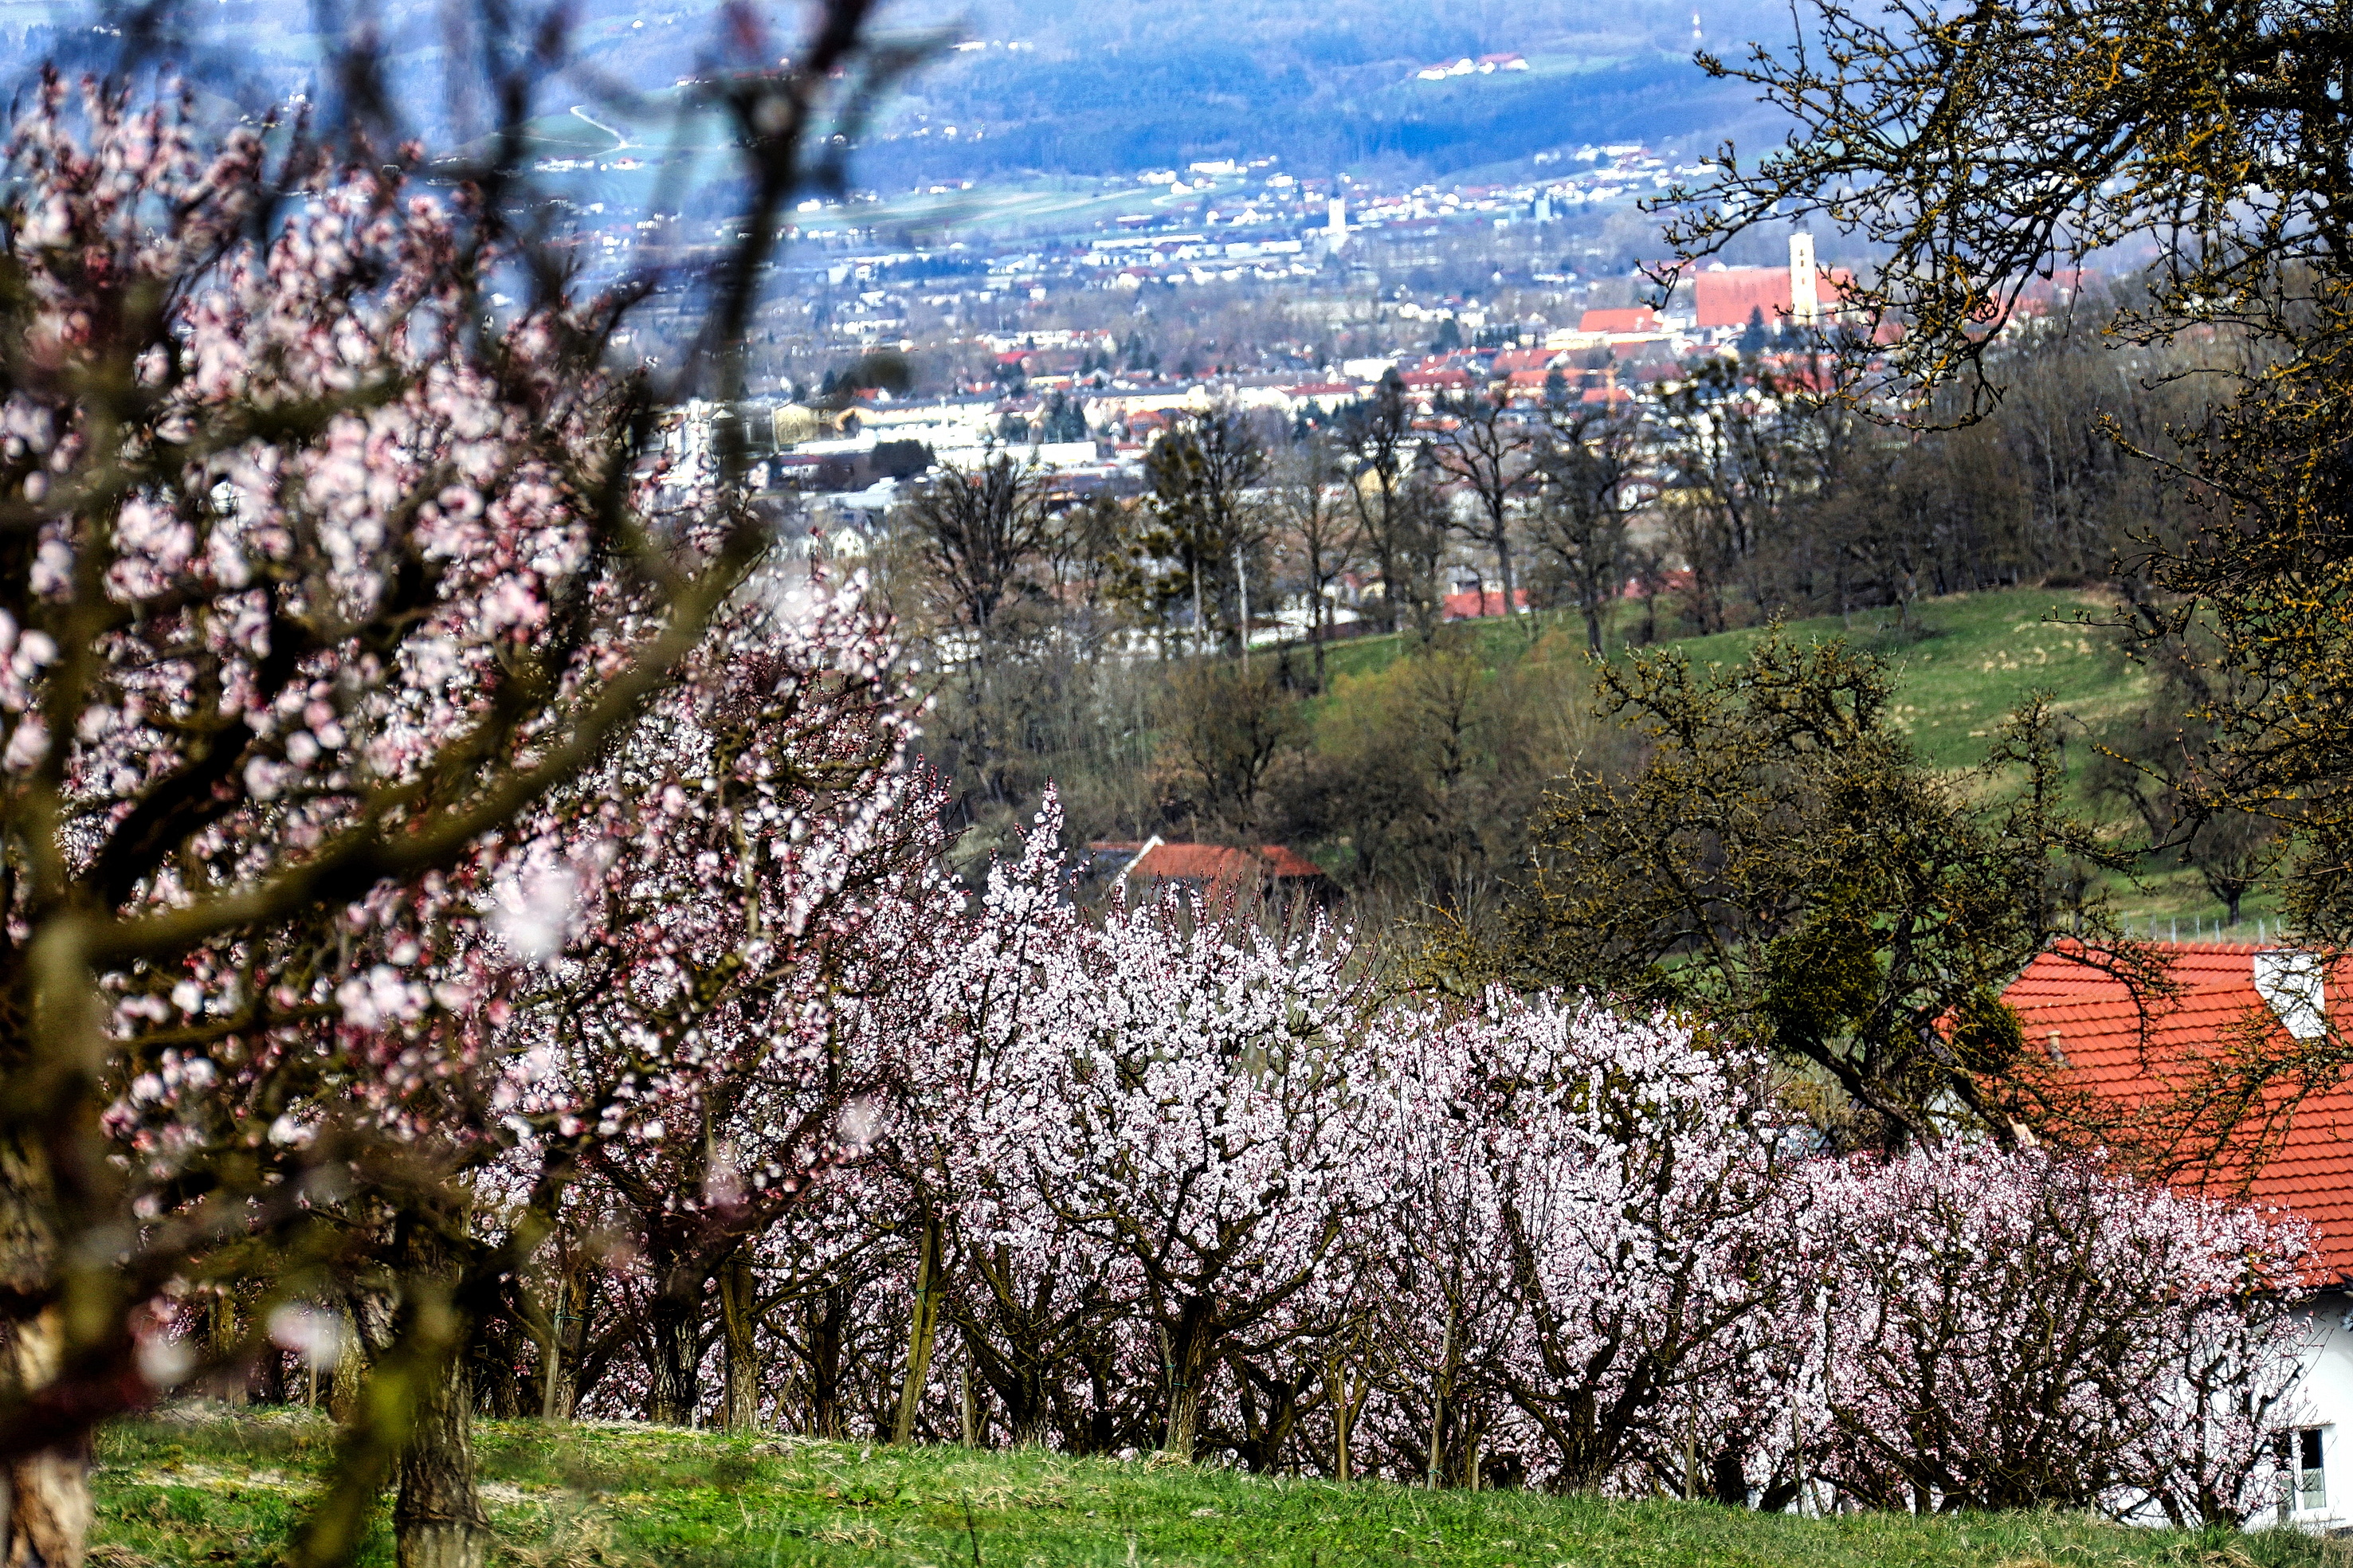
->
[2003,940,2353,1523]
[1088,837,1337,907]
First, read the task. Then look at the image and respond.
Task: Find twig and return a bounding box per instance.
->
[959,1492,985,1568]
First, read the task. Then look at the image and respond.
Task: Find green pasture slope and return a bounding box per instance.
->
[89,1409,2327,1568]
[1316,587,2146,777]
[1304,587,2277,927]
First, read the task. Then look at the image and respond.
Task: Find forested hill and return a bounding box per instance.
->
[840,0,1794,181]
[1068,587,2260,938]
[6,0,1793,180]
[705,0,1794,178]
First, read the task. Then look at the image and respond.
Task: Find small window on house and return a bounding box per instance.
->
[2255,951,2329,1039]
[2277,1427,2328,1517]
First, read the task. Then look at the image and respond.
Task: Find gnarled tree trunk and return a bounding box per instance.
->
[331,1290,393,1426]
[1427,1299,1457,1490]
[0,1133,88,1568]
[535,1271,576,1423]
[718,1251,761,1434]
[1159,1303,1219,1460]
[804,1287,848,1439]
[641,1246,711,1428]
[394,1350,488,1568]
[393,1224,489,1568]
[202,1292,247,1408]
[645,1290,700,1427]
[891,1217,940,1445]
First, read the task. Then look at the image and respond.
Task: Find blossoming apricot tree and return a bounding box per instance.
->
[0,0,899,1558]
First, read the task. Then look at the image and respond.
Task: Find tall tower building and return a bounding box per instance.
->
[1789,231,1819,325]
[1326,195,1349,253]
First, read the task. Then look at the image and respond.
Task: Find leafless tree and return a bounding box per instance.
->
[1430,393,1536,630]
[1269,433,1359,685]
[900,456,1057,809]
[1531,405,1642,654]
[902,456,1052,650]
[1338,373,1416,634]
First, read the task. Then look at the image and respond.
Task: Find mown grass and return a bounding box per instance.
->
[91,1406,2338,1568]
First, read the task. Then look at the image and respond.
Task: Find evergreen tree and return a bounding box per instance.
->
[1739,306,1769,358]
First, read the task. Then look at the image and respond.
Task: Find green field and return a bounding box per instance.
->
[1302,588,2272,932]
[90,1409,2328,1568]
[1317,588,2147,775]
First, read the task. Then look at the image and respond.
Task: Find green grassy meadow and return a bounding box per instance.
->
[1316,588,2146,777]
[89,1409,2333,1568]
[1302,587,2268,931]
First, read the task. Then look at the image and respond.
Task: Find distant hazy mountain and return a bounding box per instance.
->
[849,0,1798,178]
[1,0,1799,179]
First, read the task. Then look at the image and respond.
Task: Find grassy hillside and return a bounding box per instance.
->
[90,1409,2327,1568]
[1318,588,2147,777]
[1304,588,2271,931]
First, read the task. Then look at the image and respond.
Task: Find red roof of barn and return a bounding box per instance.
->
[1121,841,1330,885]
[2002,940,2353,1277]
[1441,587,1528,620]
[1250,845,1327,880]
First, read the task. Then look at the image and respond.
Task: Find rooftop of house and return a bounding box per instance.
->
[1088,839,1329,885]
[2002,940,2353,1278]
[1489,347,1562,373]
[1442,587,1530,621]
[1578,306,1658,334]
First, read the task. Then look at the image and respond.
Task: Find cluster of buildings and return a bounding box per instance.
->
[1414,52,1531,80]
[642,235,1887,566]
[775,144,1713,303]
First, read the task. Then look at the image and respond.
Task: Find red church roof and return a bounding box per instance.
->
[2002,941,2353,1278]
[1692,265,1857,330]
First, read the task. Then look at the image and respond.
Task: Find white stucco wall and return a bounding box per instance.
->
[2284,1290,2353,1528]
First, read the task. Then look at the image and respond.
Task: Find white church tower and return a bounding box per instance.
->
[1789,232,1820,325]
